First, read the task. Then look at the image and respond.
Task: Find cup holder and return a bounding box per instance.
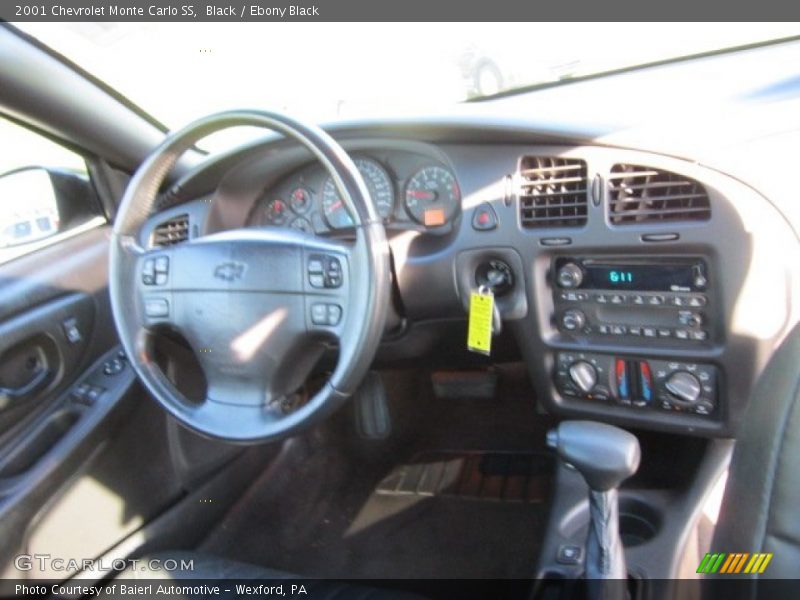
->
[560,495,662,547]
[618,497,661,547]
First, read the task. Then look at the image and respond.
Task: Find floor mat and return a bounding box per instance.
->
[376,451,552,504]
[202,447,554,580]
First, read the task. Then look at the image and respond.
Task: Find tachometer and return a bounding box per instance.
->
[321,158,395,229]
[404,166,461,227]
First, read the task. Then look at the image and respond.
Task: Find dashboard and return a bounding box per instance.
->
[140,128,799,440]
[246,149,462,235]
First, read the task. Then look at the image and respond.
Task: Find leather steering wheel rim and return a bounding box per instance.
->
[109,110,390,443]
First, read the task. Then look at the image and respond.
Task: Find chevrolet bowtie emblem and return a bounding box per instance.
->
[214,261,246,282]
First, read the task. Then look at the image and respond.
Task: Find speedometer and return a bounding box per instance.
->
[321,158,395,229]
[404,166,461,227]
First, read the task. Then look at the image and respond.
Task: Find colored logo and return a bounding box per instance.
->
[697,552,773,574]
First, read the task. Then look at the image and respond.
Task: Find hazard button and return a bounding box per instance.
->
[472,202,498,231]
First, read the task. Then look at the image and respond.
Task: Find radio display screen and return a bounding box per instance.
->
[585,264,698,291]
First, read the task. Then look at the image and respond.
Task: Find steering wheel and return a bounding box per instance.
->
[109,110,390,443]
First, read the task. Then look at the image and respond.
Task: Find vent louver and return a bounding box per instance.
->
[518,157,588,228]
[152,214,189,247]
[608,165,711,225]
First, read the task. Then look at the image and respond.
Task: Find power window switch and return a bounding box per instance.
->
[86,385,105,403]
[71,382,92,404]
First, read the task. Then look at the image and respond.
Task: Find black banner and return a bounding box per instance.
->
[4,0,800,22]
[3,578,800,600]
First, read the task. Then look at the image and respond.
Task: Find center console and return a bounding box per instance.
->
[547,255,723,424]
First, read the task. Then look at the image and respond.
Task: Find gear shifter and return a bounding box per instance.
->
[547,421,641,600]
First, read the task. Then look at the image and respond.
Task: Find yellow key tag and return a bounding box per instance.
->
[467,287,494,355]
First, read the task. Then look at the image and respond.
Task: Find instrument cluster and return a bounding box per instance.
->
[248,152,461,235]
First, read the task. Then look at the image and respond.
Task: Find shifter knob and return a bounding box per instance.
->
[547,421,640,491]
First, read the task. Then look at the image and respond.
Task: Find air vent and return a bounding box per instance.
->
[518,157,588,228]
[152,214,189,247]
[608,164,711,225]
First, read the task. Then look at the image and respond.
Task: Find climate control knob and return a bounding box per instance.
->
[665,371,702,404]
[556,262,584,289]
[561,309,586,331]
[569,360,597,393]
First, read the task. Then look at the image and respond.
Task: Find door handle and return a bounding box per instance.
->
[0,367,50,411]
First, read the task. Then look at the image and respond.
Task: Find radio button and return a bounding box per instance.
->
[557,262,584,289]
[671,296,685,307]
[611,325,627,335]
[629,326,642,336]
[561,309,586,331]
[597,325,610,334]
[688,296,707,307]
[610,294,625,304]
[595,294,609,304]
[643,327,657,337]
[630,294,645,305]
[647,295,665,306]
[675,329,689,340]
[658,328,672,338]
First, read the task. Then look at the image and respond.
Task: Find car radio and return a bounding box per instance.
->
[551,257,712,343]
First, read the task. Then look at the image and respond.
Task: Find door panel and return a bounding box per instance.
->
[0,293,94,436]
[0,224,247,581]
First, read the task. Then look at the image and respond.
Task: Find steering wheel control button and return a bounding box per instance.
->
[327,305,342,325]
[144,298,169,318]
[308,254,344,289]
[310,303,343,326]
[472,203,498,231]
[142,259,156,285]
[311,303,328,324]
[143,255,169,286]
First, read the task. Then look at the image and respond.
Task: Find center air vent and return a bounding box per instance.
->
[608,164,711,225]
[152,214,189,247]
[518,157,588,228]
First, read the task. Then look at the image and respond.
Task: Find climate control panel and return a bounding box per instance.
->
[554,351,718,417]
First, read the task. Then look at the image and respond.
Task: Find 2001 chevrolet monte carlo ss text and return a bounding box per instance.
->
[0,18,798,600]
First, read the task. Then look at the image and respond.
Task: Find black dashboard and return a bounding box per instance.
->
[140,129,799,440]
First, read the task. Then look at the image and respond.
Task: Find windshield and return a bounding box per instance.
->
[17,22,800,151]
